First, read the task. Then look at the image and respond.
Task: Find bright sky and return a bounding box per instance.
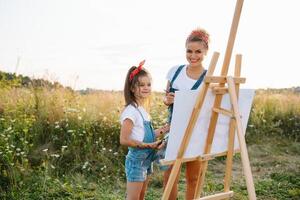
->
[0,0,299,91]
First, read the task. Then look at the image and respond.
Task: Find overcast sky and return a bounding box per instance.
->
[0,0,299,91]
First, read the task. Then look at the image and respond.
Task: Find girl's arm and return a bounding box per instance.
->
[120,118,160,149]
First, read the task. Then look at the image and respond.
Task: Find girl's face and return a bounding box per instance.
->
[132,75,152,101]
[186,41,208,67]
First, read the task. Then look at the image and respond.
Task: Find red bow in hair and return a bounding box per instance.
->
[129,60,146,81]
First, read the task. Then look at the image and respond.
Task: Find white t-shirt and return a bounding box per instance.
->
[120,104,150,142]
[166,65,200,90]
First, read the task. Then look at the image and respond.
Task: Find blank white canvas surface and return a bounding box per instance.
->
[164,89,255,162]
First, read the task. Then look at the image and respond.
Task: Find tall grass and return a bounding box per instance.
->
[0,86,299,199]
[247,90,300,142]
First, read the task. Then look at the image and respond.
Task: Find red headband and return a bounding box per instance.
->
[129,60,146,81]
[189,30,209,46]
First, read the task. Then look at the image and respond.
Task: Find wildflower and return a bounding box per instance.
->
[67,130,74,133]
[42,148,48,152]
[51,154,60,158]
[61,146,68,152]
[82,161,89,169]
[113,152,118,156]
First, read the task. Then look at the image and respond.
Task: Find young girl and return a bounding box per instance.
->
[163,28,210,200]
[120,60,169,200]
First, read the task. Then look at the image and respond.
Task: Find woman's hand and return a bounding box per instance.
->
[164,92,175,106]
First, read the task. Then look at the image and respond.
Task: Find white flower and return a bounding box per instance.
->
[42,148,48,152]
[51,154,60,158]
[82,161,89,169]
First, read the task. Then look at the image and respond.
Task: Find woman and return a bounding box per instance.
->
[163,28,210,200]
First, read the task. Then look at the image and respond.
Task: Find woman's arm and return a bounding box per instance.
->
[163,81,175,106]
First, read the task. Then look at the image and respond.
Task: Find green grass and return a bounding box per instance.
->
[0,85,300,199]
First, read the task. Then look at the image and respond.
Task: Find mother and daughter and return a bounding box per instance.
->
[120,27,210,200]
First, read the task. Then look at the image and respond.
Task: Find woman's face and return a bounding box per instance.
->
[186,41,208,67]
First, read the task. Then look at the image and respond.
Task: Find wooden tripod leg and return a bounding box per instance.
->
[224,54,242,194]
[194,93,223,199]
[227,76,257,200]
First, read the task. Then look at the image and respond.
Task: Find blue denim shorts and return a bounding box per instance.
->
[125,153,154,182]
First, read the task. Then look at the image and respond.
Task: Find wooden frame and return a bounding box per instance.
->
[161,0,257,199]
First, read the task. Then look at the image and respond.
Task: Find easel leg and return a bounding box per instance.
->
[224,120,236,193]
[224,54,242,195]
[227,76,257,200]
[162,159,182,200]
[194,95,223,199]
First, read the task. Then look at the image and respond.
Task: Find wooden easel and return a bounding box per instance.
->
[161,0,257,199]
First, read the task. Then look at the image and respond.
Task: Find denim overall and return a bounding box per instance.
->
[156,65,207,170]
[125,107,156,182]
[167,65,207,123]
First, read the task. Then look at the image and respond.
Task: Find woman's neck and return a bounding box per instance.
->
[186,64,204,79]
[187,64,204,72]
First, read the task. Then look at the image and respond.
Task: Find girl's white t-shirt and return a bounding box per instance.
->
[166,65,199,90]
[120,104,150,142]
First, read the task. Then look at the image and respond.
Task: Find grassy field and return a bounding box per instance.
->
[0,83,299,199]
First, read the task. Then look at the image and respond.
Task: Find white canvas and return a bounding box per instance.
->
[164,88,255,162]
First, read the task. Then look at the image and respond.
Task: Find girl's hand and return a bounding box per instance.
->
[161,124,170,133]
[164,92,175,106]
[142,141,160,149]
[156,140,166,150]
[156,123,170,138]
